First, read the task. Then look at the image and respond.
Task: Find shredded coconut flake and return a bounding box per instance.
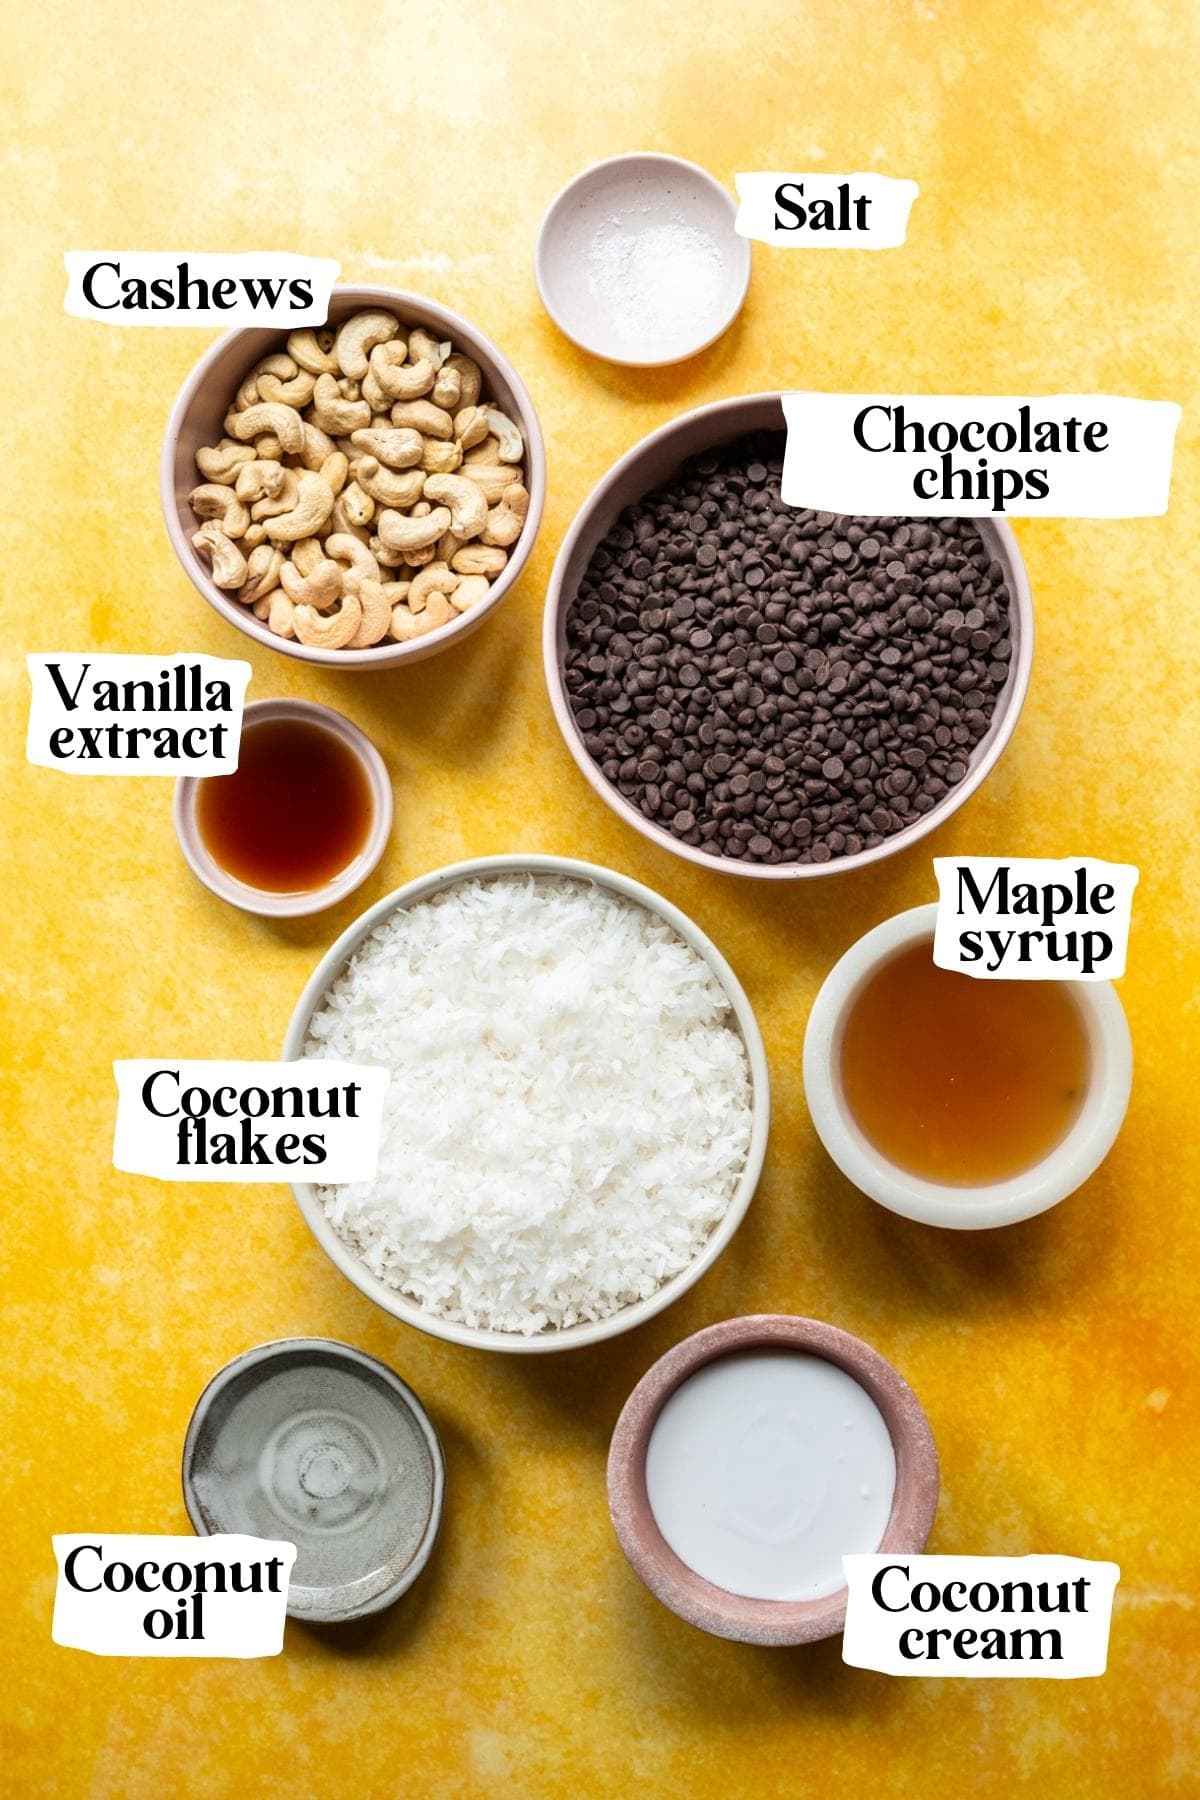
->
[304,875,753,1335]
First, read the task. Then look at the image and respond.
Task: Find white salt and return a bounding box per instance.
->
[304,875,753,1335]
[586,210,726,349]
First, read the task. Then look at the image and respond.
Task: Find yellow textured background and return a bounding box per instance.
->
[2,1,1197,1794]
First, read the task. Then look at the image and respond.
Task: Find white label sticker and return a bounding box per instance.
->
[63,253,339,326]
[843,1554,1120,1677]
[52,1535,295,1657]
[26,654,251,775]
[933,857,1139,979]
[782,392,1180,517]
[112,1060,389,1182]
[735,172,919,248]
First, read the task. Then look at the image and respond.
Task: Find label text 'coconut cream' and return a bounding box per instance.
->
[644,1351,896,1601]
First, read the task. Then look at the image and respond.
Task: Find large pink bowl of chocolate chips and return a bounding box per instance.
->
[544,394,1033,879]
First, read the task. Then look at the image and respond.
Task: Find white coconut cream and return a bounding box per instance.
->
[644,1351,896,1601]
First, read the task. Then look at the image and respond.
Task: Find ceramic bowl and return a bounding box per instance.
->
[803,903,1133,1228]
[182,1338,444,1623]
[282,853,770,1353]
[173,697,392,917]
[161,284,545,667]
[535,153,751,365]
[544,392,1034,880]
[607,1314,939,1646]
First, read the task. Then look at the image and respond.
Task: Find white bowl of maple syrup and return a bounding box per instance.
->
[174,699,392,917]
[803,904,1132,1229]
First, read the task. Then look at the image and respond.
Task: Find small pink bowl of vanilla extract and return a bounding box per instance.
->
[802,903,1132,1229]
[174,699,392,917]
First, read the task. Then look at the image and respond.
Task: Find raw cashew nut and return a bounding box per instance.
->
[407,561,460,614]
[235,459,288,504]
[345,579,393,648]
[263,469,336,543]
[355,456,425,510]
[361,365,389,415]
[242,522,268,550]
[451,542,509,578]
[482,482,530,548]
[286,328,339,376]
[436,529,464,567]
[371,535,408,569]
[408,328,450,370]
[192,523,247,590]
[335,309,401,381]
[324,534,380,585]
[459,460,524,505]
[238,544,284,606]
[388,400,453,440]
[195,439,255,484]
[423,474,489,540]
[419,437,463,475]
[340,480,375,527]
[319,450,349,496]
[328,495,373,544]
[431,365,461,412]
[292,538,325,578]
[226,402,304,455]
[293,592,363,650]
[484,407,524,463]
[310,373,371,436]
[257,369,317,409]
[454,405,490,450]
[449,574,491,612]
[371,341,435,401]
[237,353,299,409]
[442,352,481,410]
[254,433,284,461]
[251,470,300,521]
[376,505,452,555]
[189,485,250,538]
[390,591,455,641]
[349,426,423,469]
[280,557,343,609]
[267,591,297,639]
[298,421,336,471]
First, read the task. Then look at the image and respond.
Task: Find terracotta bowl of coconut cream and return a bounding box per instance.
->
[607,1315,939,1646]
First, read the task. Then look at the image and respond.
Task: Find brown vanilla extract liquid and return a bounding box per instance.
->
[839,940,1090,1186]
[196,717,373,893]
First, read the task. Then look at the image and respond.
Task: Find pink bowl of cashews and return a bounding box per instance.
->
[161,285,546,667]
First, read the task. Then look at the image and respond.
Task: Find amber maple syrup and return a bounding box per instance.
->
[839,939,1090,1186]
[197,717,373,893]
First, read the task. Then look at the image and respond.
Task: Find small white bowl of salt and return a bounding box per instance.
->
[535,153,751,366]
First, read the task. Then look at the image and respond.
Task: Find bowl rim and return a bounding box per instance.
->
[180,1335,445,1623]
[173,697,393,917]
[160,282,546,667]
[802,902,1133,1228]
[542,391,1034,878]
[606,1314,939,1645]
[281,852,771,1354]
[533,151,752,367]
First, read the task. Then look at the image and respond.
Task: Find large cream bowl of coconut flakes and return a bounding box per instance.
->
[283,854,770,1353]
